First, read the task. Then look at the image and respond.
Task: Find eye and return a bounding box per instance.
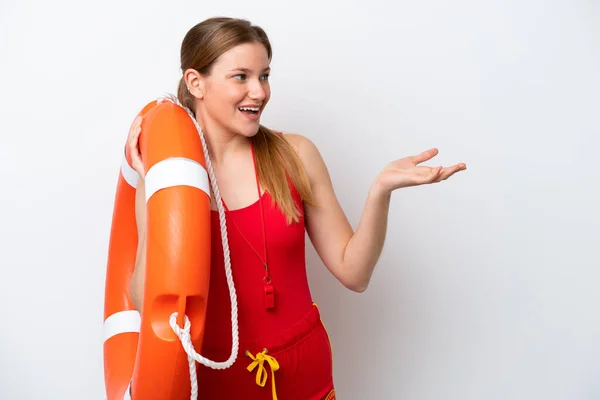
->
[260,74,270,81]
[233,74,247,81]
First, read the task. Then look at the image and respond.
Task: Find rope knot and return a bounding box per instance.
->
[246,349,279,400]
[169,312,191,336]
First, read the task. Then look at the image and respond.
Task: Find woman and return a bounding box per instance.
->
[127,17,466,400]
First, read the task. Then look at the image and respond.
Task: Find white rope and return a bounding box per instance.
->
[156,93,239,400]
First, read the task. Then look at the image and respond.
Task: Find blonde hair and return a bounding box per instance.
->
[177,17,314,224]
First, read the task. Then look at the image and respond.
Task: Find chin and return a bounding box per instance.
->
[236,123,261,137]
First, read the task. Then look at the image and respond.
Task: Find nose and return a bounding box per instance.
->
[248,78,267,101]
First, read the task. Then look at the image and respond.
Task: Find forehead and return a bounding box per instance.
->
[212,42,270,71]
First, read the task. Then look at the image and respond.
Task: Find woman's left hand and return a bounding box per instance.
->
[374,148,466,195]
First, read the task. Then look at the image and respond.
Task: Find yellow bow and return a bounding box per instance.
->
[246,349,280,400]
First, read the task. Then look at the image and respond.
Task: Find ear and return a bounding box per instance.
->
[184,68,205,99]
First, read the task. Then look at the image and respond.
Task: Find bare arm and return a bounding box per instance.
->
[334,182,391,292]
[129,178,147,312]
[290,134,388,292]
[288,134,466,293]
[126,115,149,312]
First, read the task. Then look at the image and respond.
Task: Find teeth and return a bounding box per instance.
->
[239,107,260,112]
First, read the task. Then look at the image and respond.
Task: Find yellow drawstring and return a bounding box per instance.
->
[246,348,280,400]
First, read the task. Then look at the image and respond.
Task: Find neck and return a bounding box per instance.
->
[195,111,250,166]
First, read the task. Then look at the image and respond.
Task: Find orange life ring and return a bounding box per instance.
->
[102,95,229,400]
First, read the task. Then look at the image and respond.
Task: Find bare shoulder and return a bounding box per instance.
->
[280,132,305,152]
[280,132,327,184]
[281,133,321,162]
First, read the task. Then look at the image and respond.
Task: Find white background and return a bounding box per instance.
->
[1,0,599,398]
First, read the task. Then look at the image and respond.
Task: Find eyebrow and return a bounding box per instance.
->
[229,67,271,73]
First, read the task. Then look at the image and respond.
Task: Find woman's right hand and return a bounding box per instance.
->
[127,115,145,179]
[127,115,147,238]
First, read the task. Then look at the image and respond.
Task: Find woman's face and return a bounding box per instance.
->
[197,41,271,138]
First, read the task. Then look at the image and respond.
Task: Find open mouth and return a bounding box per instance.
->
[238,106,260,115]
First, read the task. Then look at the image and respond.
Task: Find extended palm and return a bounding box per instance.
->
[376,148,466,194]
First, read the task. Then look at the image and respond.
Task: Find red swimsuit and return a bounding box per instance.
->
[197,142,336,399]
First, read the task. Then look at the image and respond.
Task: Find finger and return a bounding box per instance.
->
[135,128,143,157]
[128,131,142,166]
[417,166,442,183]
[451,163,467,173]
[411,148,439,165]
[431,166,443,181]
[132,129,142,156]
[437,164,465,181]
[127,128,137,152]
[129,115,142,132]
[128,124,141,145]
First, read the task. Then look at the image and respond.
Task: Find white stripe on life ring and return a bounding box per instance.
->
[144,157,210,202]
[121,155,139,189]
[103,310,141,342]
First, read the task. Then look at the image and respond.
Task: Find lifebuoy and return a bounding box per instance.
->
[103,95,239,400]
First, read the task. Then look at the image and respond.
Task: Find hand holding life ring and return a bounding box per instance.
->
[126,115,145,179]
